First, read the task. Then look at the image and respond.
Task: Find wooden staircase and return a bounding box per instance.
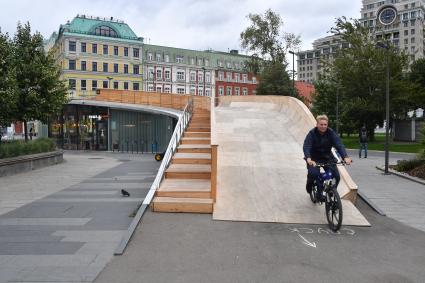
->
[151,110,214,213]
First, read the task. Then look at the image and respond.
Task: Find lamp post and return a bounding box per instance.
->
[336,86,339,135]
[376,41,390,174]
[289,50,295,95]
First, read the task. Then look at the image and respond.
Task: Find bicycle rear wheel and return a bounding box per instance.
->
[325,188,343,232]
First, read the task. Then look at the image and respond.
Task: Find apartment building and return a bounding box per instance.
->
[143,46,256,97]
[50,15,144,98]
[297,0,425,83]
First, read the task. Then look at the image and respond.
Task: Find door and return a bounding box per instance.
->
[95,120,108,150]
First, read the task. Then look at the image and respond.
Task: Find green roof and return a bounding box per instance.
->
[59,15,143,42]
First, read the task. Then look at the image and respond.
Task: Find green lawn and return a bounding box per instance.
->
[341,133,423,154]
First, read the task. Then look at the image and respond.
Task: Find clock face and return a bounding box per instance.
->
[378,7,397,25]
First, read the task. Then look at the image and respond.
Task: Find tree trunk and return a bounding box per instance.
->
[23,120,28,142]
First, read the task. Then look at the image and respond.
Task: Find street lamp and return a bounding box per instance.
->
[336,86,339,135]
[289,50,295,96]
[376,41,390,174]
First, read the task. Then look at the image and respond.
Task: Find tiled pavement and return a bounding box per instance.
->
[0,151,159,282]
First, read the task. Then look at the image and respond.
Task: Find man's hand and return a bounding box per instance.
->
[344,157,352,165]
[306,158,316,167]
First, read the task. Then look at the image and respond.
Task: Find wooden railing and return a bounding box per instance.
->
[92,89,210,112]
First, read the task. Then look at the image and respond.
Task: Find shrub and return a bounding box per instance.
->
[0,138,56,159]
[395,158,425,172]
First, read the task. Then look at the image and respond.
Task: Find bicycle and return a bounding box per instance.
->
[309,161,345,232]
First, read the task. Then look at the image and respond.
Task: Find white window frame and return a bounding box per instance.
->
[226,86,232,96]
[177,71,185,81]
[165,70,171,80]
[156,69,162,80]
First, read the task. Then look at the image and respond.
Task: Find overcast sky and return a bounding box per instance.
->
[0,0,362,68]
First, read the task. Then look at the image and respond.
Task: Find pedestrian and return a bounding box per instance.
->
[29,127,33,140]
[359,125,368,158]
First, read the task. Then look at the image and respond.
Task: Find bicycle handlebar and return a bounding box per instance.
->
[314,161,347,167]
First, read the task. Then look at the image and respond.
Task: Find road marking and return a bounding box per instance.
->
[298,233,317,248]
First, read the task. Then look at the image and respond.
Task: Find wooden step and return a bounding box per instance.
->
[165,164,211,179]
[189,123,211,128]
[181,137,211,144]
[185,132,210,138]
[187,127,210,132]
[157,179,211,198]
[151,197,213,213]
[177,144,211,153]
[172,153,211,164]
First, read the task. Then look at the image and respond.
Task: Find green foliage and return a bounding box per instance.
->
[394,158,425,172]
[313,17,415,138]
[0,138,56,159]
[255,61,293,95]
[0,30,17,126]
[1,22,68,141]
[408,59,425,110]
[240,9,301,97]
[418,124,425,159]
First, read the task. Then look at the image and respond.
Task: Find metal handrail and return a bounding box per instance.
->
[143,98,193,204]
[115,98,193,255]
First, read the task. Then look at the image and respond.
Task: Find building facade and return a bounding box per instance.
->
[297,0,425,83]
[51,15,144,98]
[143,46,257,97]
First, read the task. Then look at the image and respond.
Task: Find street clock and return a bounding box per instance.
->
[378,6,398,25]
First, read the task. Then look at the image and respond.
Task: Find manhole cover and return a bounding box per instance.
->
[118,159,131,162]
[88,157,104,160]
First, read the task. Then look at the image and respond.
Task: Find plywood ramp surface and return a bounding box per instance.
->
[212,96,370,226]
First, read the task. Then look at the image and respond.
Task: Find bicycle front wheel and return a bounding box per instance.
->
[325,188,343,232]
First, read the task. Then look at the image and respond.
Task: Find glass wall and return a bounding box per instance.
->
[50,105,176,152]
[109,109,175,153]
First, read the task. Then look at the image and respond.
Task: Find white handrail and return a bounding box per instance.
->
[143,99,193,205]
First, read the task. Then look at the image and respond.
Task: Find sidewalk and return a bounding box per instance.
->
[346,149,425,232]
[0,151,159,282]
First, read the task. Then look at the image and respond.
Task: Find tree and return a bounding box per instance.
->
[408,59,425,110]
[11,23,68,141]
[0,30,16,126]
[241,9,301,96]
[313,17,413,139]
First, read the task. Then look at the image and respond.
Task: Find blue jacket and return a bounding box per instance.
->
[303,127,348,162]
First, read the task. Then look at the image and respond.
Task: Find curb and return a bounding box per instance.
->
[375,166,425,186]
[357,190,386,216]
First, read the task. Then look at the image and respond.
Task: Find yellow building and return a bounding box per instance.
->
[50,15,144,98]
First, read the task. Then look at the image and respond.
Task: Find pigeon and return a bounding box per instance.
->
[121,189,130,197]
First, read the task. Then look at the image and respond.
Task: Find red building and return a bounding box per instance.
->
[215,70,257,97]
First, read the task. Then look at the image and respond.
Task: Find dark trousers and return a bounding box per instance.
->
[306,164,340,192]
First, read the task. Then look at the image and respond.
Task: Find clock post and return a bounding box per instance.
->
[376,5,396,174]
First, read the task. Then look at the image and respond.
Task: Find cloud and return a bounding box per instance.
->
[0,0,362,67]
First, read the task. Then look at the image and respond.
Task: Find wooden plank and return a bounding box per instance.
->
[184,132,210,138]
[152,197,213,213]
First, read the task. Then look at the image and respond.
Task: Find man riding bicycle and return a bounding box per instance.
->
[303,115,352,201]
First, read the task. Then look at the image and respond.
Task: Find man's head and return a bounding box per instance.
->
[316,115,329,134]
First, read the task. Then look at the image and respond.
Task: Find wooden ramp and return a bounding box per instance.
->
[151,110,214,213]
[212,97,370,226]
